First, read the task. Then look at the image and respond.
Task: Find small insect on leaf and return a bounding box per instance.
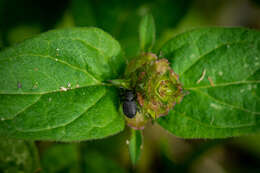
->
[122,90,137,118]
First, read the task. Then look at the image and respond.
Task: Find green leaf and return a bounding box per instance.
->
[129,129,142,165]
[139,14,156,52]
[0,27,126,141]
[158,27,260,138]
[0,138,40,173]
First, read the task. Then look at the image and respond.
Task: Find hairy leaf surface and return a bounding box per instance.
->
[0,27,126,141]
[158,28,260,138]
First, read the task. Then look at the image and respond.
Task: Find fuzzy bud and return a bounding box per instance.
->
[124,53,184,129]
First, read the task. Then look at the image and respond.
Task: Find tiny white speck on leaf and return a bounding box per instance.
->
[76,84,80,88]
[56,48,60,51]
[49,97,52,102]
[55,58,58,61]
[196,69,206,84]
[126,140,129,145]
[190,54,195,58]
[218,71,223,76]
[67,82,71,88]
[60,87,67,91]
[210,103,222,110]
[1,118,5,121]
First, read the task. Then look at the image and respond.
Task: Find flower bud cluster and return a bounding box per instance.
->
[124,53,184,129]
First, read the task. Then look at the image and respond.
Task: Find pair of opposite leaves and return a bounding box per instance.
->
[0,27,259,141]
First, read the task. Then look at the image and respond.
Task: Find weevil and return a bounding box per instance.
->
[122,90,137,118]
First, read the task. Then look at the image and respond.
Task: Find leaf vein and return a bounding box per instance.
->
[15,89,107,132]
[180,40,253,76]
[185,80,260,89]
[5,95,42,121]
[192,88,260,115]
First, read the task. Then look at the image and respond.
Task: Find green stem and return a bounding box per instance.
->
[105,79,131,89]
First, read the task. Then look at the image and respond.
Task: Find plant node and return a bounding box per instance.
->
[124,53,184,129]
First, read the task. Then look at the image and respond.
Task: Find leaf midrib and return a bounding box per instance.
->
[178,40,257,77]
[185,80,260,89]
[15,90,107,132]
[0,52,109,95]
[0,53,100,82]
[178,39,260,116]
[191,88,260,115]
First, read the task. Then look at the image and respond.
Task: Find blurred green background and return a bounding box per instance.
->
[0,0,260,172]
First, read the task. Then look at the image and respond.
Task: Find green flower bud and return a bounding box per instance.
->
[124,53,184,129]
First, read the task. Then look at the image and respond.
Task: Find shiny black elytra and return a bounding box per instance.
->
[122,90,137,118]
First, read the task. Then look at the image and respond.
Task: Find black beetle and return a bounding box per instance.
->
[122,90,137,118]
